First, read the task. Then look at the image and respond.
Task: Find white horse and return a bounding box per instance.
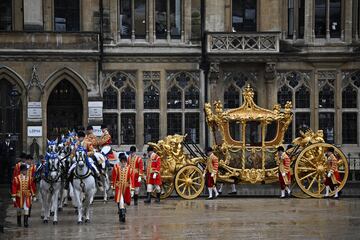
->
[72,148,97,224]
[39,152,62,224]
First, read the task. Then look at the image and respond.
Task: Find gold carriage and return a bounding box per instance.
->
[149,85,348,199]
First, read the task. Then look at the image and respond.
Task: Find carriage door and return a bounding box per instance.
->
[0,79,22,153]
[47,79,83,140]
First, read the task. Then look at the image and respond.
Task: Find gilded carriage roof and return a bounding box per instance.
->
[205,85,292,123]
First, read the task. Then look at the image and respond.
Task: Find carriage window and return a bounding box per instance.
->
[144,113,159,143]
[245,121,261,146]
[121,113,135,144]
[103,86,118,109]
[185,113,200,143]
[265,121,278,142]
[144,85,160,109]
[103,113,118,145]
[121,86,136,109]
[229,121,242,141]
[167,113,182,135]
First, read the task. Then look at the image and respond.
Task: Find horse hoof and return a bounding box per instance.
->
[58,208,63,212]
[77,221,82,225]
[41,216,44,220]
[85,219,90,223]
[50,212,54,216]
[53,221,58,225]
[64,203,68,207]
[43,220,48,224]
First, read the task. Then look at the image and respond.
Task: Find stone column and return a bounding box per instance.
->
[109,0,118,42]
[264,63,277,109]
[199,69,206,148]
[23,0,43,31]
[160,69,167,139]
[183,0,191,42]
[13,0,23,31]
[334,70,342,145]
[304,0,314,44]
[43,0,53,31]
[313,70,319,131]
[344,0,353,43]
[207,63,220,146]
[224,0,232,31]
[137,70,145,150]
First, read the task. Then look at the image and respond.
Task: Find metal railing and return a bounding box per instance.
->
[207,32,281,54]
[347,153,360,182]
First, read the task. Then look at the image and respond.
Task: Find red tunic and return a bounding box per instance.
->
[127,154,144,188]
[12,163,36,179]
[11,174,36,208]
[99,130,112,147]
[325,153,341,186]
[146,153,162,186]
[278,152,291,188]
[111,164,131,205]
[206,153,219,187]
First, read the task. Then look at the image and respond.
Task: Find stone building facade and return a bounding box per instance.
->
[0,0,359,156]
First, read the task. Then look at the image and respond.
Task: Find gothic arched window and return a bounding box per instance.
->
[103,86,118,109]
[121,86,136,109]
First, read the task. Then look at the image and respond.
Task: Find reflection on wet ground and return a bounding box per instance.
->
[2,198,360,240]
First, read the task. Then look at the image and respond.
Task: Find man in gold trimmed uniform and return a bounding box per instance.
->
[127,146,144,205]
[98,124,112,149]
[277,146,291,198]
[324,147,341,199]
[204,147,219,199]
[11,164,36,227]
[85,125,99,150]
[111,153,131,223]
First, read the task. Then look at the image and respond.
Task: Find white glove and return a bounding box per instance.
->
[203,173,206,178]
[138,176,142,182]
[282,172,286,177]
[32,197,37,202]
[153,173,157,179]
[12,197,16,202]
[327,172,332,178]
[211,173,215,178]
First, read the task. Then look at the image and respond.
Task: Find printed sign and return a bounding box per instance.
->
[28,102,42,119]
[88,101,103,118]
[93,126,102,137]
[28,126,42,137]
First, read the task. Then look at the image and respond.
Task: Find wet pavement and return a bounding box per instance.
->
[1,197,360,240]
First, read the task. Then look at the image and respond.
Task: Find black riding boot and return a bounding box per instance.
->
[24,215,29,228]
[155,192,161,203]
[144,192,151,204]
[134,194,138,206]
[17,214,21,227]
[28,207,32,218]
[120,209,126,223]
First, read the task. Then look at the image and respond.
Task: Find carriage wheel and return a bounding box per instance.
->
[175,165,205,200]
[152,180,174,199]
[294,143,349,198]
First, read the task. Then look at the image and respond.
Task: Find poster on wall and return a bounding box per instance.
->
[88,101,103,119]
[28,102,42,119]
[27,126,42,137]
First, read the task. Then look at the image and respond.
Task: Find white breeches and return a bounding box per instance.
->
[119,195,124,209]
[17,199,29,215]
[147,184,160,193]
[132,187,140,195]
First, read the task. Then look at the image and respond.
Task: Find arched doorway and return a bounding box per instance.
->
[47,79,83,140]
[0,78,22,153]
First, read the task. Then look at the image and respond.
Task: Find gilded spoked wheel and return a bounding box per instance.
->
[175,165,205,200]
[152,181,174,199]
[294,143,349,198]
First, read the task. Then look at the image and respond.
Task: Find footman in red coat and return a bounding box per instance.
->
[144,146,162,204]
[111,153,131,223]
